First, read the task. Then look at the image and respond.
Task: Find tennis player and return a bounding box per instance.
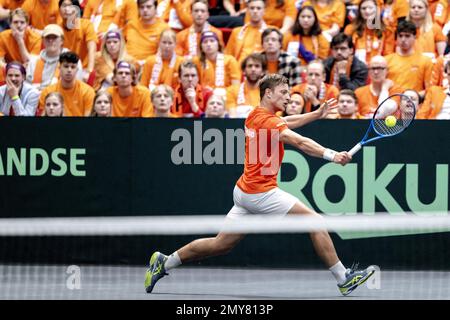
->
[145,74,375,296]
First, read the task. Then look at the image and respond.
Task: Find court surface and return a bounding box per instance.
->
[1,265,449,300]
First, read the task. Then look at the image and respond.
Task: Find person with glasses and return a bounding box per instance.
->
[355,55,403,118]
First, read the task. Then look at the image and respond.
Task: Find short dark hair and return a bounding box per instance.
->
[241,53,267,72]
[58,0,81,10]
[137,0,158,7]
[259,74,288,99]
[396,20,417,37]
[331,33,353,49]
[59,51,79,64]
[338,89,358,103]
[178,60,198,77]
[261,28,283,46]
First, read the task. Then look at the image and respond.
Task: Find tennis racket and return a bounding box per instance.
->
[348,93,416,156]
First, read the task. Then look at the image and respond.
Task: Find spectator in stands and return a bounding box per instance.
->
[155,0,193,31]
[0,0,25,31]
[59,0,98,83]
[38,51,95,116]
[93,30,137,91]
[194,31,240,96]
[225,0,269,64]
[343,0,395,64]
[124,0,169,63]
[171,60,212,118]
[336,89,362,119]
[260,28,302,87]
[402,88,421,115]
[284,92,305,115]
[204,93,226,118]
[82,0,122,38]
[226,52,265,118]
[283,6,330,66]
[22,0,62,31]
[323,33,368,91]
[207,0,245,28]
[176,0,224,59]
[90,90,112,117]
[302,0,346,41]
[385,20,433,99]
[406,0,446,58]
[113,0,139,30]
[26,24,83,90]
[242,0,296,33]
[107,60,153,117]
[0,9,41,71]
[428,0,447,27]
[419,60,450,119]
[42,91,64,116]
[140,28,184,91]
[355,55,403,118]
[291,59,339,116]
[0,61,39,116]
[381,0,409,30]
[151,84,177,117]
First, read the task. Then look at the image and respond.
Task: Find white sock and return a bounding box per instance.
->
[164,251,182,271]
[329,261,347,284]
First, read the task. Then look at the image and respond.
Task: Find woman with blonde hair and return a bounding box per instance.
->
[407,0,446,58]
[93,29,138,91]
[90,90,112,117]
[42,92,64,117]
[140,29,185,91]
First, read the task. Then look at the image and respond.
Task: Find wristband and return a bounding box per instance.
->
[323,148,337,162]
[11,95,20,101]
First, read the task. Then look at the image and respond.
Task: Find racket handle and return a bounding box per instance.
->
[348,143,362,156]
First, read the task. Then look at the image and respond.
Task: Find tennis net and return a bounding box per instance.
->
[1,213,450,300]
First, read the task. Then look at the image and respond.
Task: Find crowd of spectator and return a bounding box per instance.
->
[0,0,449,119]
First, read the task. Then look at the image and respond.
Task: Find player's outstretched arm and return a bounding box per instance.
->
[279,128,352,165]
[282,98,337,130]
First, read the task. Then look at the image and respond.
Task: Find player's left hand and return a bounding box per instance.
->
[333,151,352,166]
[318,98,338,119]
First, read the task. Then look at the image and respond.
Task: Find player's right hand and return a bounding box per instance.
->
[333,152,352,165]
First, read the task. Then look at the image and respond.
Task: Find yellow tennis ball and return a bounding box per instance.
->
[385,115,397,127]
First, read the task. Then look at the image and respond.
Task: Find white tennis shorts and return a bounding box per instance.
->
[226,185,298,219]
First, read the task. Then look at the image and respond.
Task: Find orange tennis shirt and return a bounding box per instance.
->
[236,107,288,194]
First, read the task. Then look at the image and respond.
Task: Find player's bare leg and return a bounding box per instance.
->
[177,232,245,262]
[287,201,375,295]
[145,232,244,293]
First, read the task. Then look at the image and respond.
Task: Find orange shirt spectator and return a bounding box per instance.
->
[243,0,296,33]
[140,29,184,90]
[22,0,62,31]
[93,30,138,91]
[113,0,139,29]
[381,0,410,30]
[108,85,153,117]
[107,60,153,117]
[283,6,330,65]
[302,0,346,39]
[407,0,446,58]
[419,85,450,119]
[355,84,404,117]
[428,0,447,27]
[82,0,122,36]
[155,0,192,30]
[0,11,41,64]
[175,0,223,58]
[430,55,450,87]
[225,0,269,63]
[124,13,169,61]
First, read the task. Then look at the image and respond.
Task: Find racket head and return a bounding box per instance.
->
[371,93,416,137]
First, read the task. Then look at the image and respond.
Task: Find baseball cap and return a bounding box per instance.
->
[42,24,64,38]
